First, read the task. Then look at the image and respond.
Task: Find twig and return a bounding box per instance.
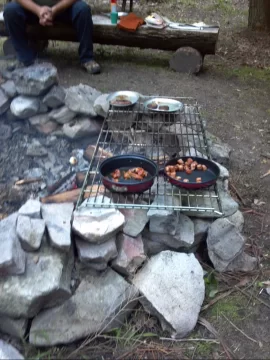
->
[160,337,219,343]
[229,182,246,206]
[260,169,270,179]
[242,209,264,216]
[236,286,270,310]
[222,313,259,345]
[15,177,43,185]
[201,289,235,312]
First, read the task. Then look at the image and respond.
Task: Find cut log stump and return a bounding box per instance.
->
[169,47,203,74]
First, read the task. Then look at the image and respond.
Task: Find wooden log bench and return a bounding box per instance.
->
[0,11,219,73]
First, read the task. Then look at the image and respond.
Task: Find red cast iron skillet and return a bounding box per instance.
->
[164,156,220,189]
[99,155,158,193]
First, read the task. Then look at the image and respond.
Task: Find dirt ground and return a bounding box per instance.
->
[1,0,270,359]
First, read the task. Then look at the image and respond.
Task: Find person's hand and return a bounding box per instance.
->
[38,6,53,26]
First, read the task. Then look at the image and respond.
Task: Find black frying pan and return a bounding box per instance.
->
[163,156,220,189]
[99,155,158,193]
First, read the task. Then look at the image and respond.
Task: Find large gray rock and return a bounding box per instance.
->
[120,209,149,238]
[30,269,139,346]
[72,197,125,244]
[62,117,102,139]
[1,80,17,99]
[147,193,181,218]
[42,85,65,109]
[75,236,117,270]
[0,316,28,339]
[49,105,76,124]
[10,96,40,119]
[29,113,58,134]
[149,213,194,249]
[133,251,205,338]
[0,88,9,115]
[0,213,26,276]
[0,340,24,360]
[41,203,74,252]
[0,244,73,318]
[65,84,101,116]
[226,210,244,232]
[18,199,41,219]
[192,218,212,246]
[12,63,58,96]
[112,233,146,276]
[16,215,45,252]
[93,93,109,118]
[207,218,246,272]
[226,252,257,272]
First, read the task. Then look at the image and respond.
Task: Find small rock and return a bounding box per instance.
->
[0,340,24,360]
[38,101,48,114]
[12,62,58,96]
[206,131,231,166]
[93,93,109,118]
[29,113,58,135]
[1,80,17,98]
[120,209,149,238]
[5,109,20,121]
[0,213,26,276]
[62,117,102,139]
[0,88,9,115]
[0,245,73,318]
[65,84,101,116]
[207,218,246,272]
[112,233,146,276]
[226,252,257,272]
[226,210,244,232]
[10,96,40,119]
[42,85,65,109]
[19,199,41,219]
[0,123,12,140]
[192,218,212,246]
[26,139,47,157]
[72,197,125,244]
[133,251,205,338]
[0,316,28,339]
[147,193,181,218]
[16,215,45,252]
[142,233,171,256]
[49,105,76,124]
[75,236,117,268]
[42,203,74,252]
[219,190,239,217]
[30,269,138,346]
[149,213,195,249]
[214,161,229,180]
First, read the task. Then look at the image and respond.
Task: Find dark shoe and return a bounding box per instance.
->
[82,60,101,74]
[6,60,35,72]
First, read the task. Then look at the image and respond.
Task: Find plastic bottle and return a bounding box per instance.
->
[111,0,117,13]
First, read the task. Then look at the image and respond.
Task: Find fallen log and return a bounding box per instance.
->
[40,185,105,204]
[169,46,203,74]
[15,177,43,186]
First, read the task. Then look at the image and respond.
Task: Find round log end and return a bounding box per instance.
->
[169,47,203,74]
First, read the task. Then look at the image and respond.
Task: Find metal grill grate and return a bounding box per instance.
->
[77,96,223,216]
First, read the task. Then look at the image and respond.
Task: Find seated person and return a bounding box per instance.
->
[4,0,101,74]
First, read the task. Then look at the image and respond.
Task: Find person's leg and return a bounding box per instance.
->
[4,2,38,66]
[55,1,100,73]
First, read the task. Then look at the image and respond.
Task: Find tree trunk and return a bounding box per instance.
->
[248,0,270,31]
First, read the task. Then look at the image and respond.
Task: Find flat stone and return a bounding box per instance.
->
[0,316,28,339]
[12,62,58,96]
[142,233,171,256]
[29,113,58,135]
[0,88,9,115]
[72,197,125,244]
[10,96,39,119]
[0,340,24,360]
[65,84,101,116]
[16,215,45,252]
[93,93,109,118]
[192,218,212,246]
[0,244,73,318]
[1,80,17,98]
[149,213,195,249]
[42,203,74,252]
[226,210,244,232]
[133,251,205,338]
[226,252,257,272]
[42,85,65,109]
[30,268,139,346]
[49,105,76,124]
[120,209,149,238]
[62,117,102,139]
[112,233,146,276]
[19,199,41,219]
[26,139,47,157]
[0,213,26,276]
[207,218,246,272]
[75,236,117,267]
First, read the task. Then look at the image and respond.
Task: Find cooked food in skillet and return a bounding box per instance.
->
[109,167,148,182]
[165,158,208,179]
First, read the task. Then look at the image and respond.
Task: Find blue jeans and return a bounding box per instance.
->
[4,1,94,65]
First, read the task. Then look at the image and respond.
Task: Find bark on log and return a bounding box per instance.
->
[0,14,219,55]
[169,47,203,74]
[248,0,270,31]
